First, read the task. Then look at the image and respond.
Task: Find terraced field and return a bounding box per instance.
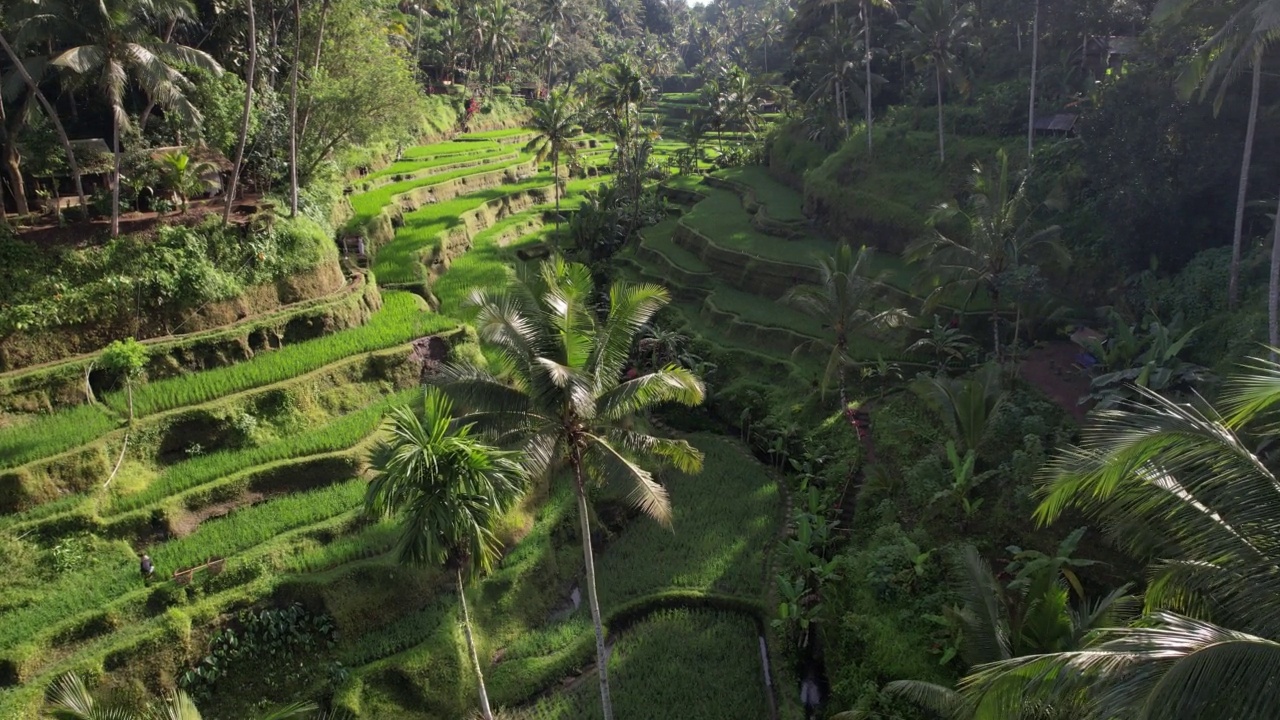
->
[0,99,804,719]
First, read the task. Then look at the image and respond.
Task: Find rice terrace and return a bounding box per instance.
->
[2,0,1279,718]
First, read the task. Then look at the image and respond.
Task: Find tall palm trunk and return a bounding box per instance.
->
[289,0,301,217]
[573,461,614,720]
[298,0,331,148]
[1027,0,1039,161]
[1230,56,1262,309]
[1269,190,1280,358]
[863,0,873,154]
[225,0,258,224]
[553,151,561,229]
[457,568,495,720]
[935,60,945,163]
[0,32,88,214]
[111,114,121,236]
[413,5,424,79]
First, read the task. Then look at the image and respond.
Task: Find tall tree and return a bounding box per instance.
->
[365,392,526,720]
[1026,0,1039,160]
[523,89,583,230]
[901,0,972,163]
[435,259,706,720]
[908,149,1066,361]
[0,24,88,214]
[781,244,909,403]
[962,363,1280,718]
[224,0,257,224]
[288,0,301,217]
[861,0,893,153]
[1153,0,1280,309]
[51,0,223,236]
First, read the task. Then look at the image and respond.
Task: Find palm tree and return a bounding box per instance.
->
[802,31,868,139]
[0,19,88,214]
[479,0,517,87]
[1152,0,1280,309]
[51,0,223,236]
[901,0,973,163]
[860,0,894,153]
[960,360,1280,718]
[781,244,910,403]
[224,0,257,225]
[288,0,301,217]
[834,538,1132,720]
[365,391,526,720]
[912,363,1004,452]
[155,150,215,214]
[524,90,583,231]
[754,14,786,74]
[908,149,1066,361]
[435,259,706,720]
[533,25,559,92]
[46,673,316,719]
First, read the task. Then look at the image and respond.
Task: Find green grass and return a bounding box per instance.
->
[594,435,778,608]
[104,389,417,514]
[513,609,769,720]
[348,154,531,225]
[400,140,501,161]
[102,293,445,418]
[154,479,365,572]
[0,481,363,652]
[372,174,553,285]
[713,166,805,222]
[364,144,508,182]
[640,219,709,274]
[681,187,832,265]
[460,127,534,140]
[0,404,118,470]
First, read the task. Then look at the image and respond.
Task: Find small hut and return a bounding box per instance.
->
[1033,113,1078,138]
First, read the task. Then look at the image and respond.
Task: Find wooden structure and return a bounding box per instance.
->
[172,557,226,586]
[1076,35,1140,76]
[1033,113,1078,137]
[340,235,369,266]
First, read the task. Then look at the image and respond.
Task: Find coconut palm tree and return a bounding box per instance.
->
[46,672,316,720]
[908,149,1066,361]
[1152,0,1280,309]
[523,89,582,229]
[533,25,559,92]
[901,0,973,163]
[365,391,526,720]
[156,150,215,214]
[434,258,706,720]
[781,244,910,403]
[51,0,223,236]
[223,0,256,225]
[959,360,1280,718]
[0,19,88,214]
[860,0,894,153]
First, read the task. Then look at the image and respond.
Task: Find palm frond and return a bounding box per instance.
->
[596,367,705,421]
[584,434,671,525]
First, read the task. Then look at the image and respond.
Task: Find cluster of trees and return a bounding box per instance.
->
[1,0,423,234]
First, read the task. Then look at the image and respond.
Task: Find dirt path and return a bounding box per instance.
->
[1019,341,1092,423]
[169,490,265,538]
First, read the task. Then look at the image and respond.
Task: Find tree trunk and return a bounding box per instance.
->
[298,0,331,147]
[574,463,614,720]
[225,0,258,225]
[864,0,873,154]
[1230,56,1262,309]
[457,569,495,720]
[289,0,302,217]
[126,379,135,424]
[0,31,88,214]
[1270,191,1280,358]
[111,114,122,237]
[935,61,946,164]
[553,151,561,230]
[2,143,29,217]
[1027,0,1039,162]
[413,5,424,79]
